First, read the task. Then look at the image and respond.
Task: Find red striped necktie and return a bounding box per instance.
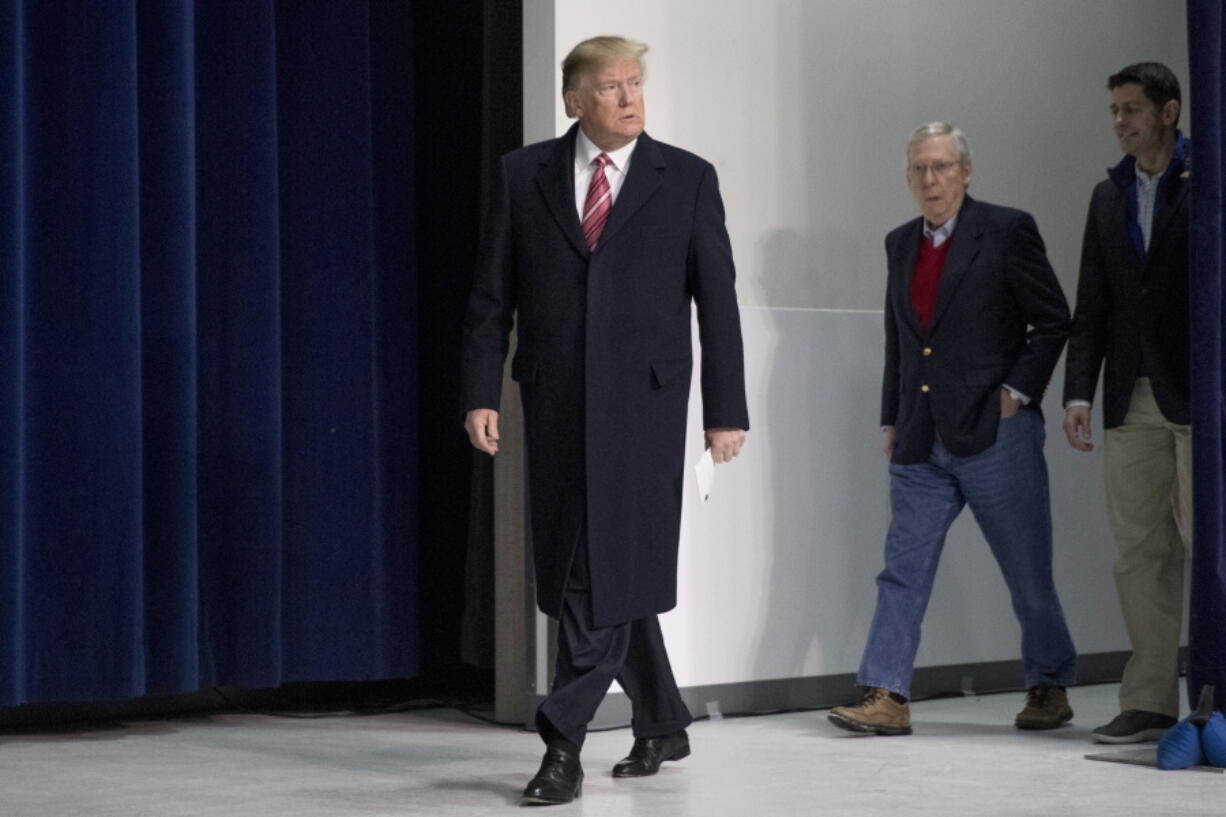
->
[581,153,613,250]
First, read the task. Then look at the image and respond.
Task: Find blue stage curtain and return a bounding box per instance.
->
[0,0,422,706]
[1188,0,1226,708]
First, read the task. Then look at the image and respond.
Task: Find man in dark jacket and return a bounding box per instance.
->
[461,36,748,805]
[1063,62,1191,745]
[828,122,1077,737]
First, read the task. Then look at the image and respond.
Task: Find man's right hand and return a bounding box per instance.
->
[883,426,895,460]
[465,408,500,455]
[1062,405,1094,452]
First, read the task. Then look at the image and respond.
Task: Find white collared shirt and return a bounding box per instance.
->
[573,127,637,220]
[1136,165,1160,252]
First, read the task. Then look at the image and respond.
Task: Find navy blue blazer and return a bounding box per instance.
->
[881,196,1071,465]
[1063,146,1190,428]
[461,124,748,627]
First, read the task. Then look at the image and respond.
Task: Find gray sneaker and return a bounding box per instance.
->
[1091,709,1177,744]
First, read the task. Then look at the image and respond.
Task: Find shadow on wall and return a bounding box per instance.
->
[748,227,882,310]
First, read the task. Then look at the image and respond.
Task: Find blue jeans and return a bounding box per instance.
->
[857,409,1077,698]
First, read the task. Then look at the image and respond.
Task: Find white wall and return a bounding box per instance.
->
[522,0,1189,691]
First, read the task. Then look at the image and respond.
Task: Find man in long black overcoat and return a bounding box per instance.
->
[461,35,748,805]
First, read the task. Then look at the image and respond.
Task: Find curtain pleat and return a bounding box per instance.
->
[194,0,286,690]
[137,0,200,695]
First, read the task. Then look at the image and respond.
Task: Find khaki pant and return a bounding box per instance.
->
[1104,378,1192,718]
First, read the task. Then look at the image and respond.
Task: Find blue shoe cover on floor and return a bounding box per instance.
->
[1157,720,1204,770]
[1201,712,1226,768]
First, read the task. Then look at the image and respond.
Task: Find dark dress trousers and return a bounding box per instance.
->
[1062,147,1190,426]
[882,196,1072,463]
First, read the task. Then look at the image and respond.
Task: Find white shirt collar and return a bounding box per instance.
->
[923,212,958,247]
[1135,164,1160,186]
[575,126,637,174]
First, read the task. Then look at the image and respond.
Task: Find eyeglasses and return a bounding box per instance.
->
[908,161,962,178]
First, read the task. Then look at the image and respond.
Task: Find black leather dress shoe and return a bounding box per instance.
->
[612,729,690,777]
[522,746,583,805]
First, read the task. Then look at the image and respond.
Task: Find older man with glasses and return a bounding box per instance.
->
[828,123,1078,736]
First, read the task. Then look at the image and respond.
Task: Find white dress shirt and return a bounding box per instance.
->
[923,213,958,247]
[1136,165,1160,252]
[573,127,637,219]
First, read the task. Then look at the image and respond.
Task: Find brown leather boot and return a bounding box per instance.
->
[1014,685,1073,730]
[828,686,912,736]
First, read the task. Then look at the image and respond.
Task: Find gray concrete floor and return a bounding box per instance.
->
[0,683,1220,816]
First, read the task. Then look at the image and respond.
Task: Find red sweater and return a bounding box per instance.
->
[911,235,953,331]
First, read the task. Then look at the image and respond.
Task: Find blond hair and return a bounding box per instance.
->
[561,36,648,93]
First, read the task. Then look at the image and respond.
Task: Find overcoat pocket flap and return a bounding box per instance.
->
[511,355,538,384]
[650,356,692,388]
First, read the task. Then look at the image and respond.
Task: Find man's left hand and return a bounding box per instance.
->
[1000,388,1022,419]
[705,428,746,463]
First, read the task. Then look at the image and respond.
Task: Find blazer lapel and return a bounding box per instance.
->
[1147,168,1188,262]
[892,219,924,340]
[1103,184,1146,281]
[534,123,591,259]
[927,197,982,335]
[595,132,664,246]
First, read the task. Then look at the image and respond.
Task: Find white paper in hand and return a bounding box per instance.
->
[694,449,715,504]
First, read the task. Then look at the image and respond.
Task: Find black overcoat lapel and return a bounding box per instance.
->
[534,124,591,259]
